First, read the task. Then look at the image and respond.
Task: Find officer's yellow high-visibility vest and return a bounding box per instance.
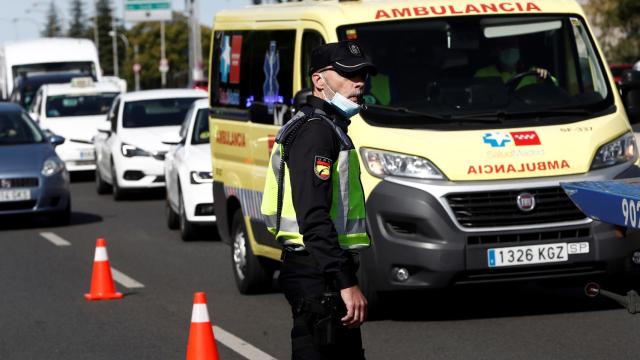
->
[261,113,370,251]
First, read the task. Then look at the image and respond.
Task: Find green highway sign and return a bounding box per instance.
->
[124,0,172,22]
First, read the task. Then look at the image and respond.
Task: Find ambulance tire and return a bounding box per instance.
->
[231,209,272,294]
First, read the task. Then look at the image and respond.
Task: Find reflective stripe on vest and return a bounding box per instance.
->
[260,117,370,251]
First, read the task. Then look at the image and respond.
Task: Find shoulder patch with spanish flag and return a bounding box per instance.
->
[314,156,332,180]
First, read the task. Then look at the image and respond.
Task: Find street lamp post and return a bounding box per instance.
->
[160,21,167,88]
[109,31,140,91]
[111,8,119,77]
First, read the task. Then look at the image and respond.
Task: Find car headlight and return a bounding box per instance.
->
[121,143,151,157]
[359,148,445,180]
[42,156,65,177]
[591,132,637,169]
[191,171,213,184]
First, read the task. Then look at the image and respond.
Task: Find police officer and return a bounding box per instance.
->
[261,41,377,359]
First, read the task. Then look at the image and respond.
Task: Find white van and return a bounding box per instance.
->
[0,38,102,99]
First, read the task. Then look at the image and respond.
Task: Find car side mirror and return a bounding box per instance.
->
[97,121,111,134]
[161,133,184,145]
[621,70,640,125]
[49,135,65,147]
[293,88,312,112]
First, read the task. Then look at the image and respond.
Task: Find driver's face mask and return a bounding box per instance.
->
[499,48,520,69]
[319,73,361,119]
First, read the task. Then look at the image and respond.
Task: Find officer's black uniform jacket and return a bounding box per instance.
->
[284,95,359,290]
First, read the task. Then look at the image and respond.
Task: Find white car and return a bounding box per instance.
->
[93,89,206,200]
[163,99,215,240]
[28,78,121,172]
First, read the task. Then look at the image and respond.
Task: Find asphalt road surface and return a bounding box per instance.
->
[2,175,640,359]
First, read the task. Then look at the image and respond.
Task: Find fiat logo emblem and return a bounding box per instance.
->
[516,192,536,212]
[0,179,10,189]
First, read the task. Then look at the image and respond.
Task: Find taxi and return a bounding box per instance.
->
[28,78,121,172]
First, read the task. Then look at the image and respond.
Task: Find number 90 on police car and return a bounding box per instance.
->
[488,242,589,268]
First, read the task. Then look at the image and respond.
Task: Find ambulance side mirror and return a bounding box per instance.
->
[293,88,312,112]
[621,70,640,125]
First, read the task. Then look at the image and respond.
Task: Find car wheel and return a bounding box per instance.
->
[179,188,197,241]
[50,201,71,226]
[231,209,272,294]
[95,165,112,194]
[111,164,125,201]
[166,195,179,230]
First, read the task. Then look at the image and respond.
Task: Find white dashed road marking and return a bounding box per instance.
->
[110,267,145,288]
[213,325,278,360]
[40,232,71,246]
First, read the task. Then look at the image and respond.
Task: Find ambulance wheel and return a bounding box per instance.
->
[231,209,272,294]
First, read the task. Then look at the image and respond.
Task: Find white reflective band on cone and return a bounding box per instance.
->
[94,247,109,261]
[191,304,210,323]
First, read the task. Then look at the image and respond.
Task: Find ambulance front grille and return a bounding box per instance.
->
[446,187,586,228]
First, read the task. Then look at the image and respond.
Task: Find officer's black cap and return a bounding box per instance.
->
[309,41,378,76]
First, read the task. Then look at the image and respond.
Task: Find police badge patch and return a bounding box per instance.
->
[314,156,332,180]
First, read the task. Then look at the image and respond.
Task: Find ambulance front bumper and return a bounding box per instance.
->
[361,164,640,292]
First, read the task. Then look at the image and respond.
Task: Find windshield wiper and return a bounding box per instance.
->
[364,105,502,124]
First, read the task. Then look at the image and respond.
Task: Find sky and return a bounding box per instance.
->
[0,0,253,45]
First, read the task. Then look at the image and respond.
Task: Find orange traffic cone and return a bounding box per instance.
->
[84,238,123,301]
[186,292,219,360]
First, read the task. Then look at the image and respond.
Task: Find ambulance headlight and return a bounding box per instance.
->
[359,148,445,180]
[591,133,637,169]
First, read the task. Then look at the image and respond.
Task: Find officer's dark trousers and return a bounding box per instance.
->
[279,251,366,360]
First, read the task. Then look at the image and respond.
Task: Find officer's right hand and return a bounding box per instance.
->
[340,285,367,328]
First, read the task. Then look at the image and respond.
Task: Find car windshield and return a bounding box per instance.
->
[191,109,210,145]
[45,93,119,118]
[0,111,44,145]
[339,15,612,129]
[123,98,203,128]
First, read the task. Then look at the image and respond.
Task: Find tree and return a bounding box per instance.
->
[41,1,63,37]
[123,13,212,89]
[68,0,88,38]
[94,0,125,76]
[585,0,640,63]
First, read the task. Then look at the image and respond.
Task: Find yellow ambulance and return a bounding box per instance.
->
[209,0,640,306]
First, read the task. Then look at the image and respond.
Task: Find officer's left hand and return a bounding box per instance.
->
[340,285,367,328]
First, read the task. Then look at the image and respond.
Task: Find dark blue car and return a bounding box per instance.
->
[0,103,70,224]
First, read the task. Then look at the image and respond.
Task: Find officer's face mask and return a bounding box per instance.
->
[499,48,520,69]
[319,73,361,118]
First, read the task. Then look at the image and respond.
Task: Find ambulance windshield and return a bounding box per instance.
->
[340,16,613,129]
